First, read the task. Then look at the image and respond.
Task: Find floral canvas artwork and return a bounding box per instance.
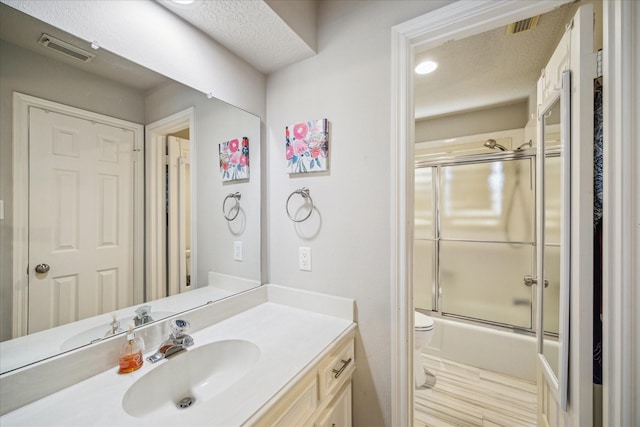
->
[219,137,249,181]
[286,119,329,174]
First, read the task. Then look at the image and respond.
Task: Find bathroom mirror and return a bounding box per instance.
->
[536,70,571,410]
[0,4,261,373]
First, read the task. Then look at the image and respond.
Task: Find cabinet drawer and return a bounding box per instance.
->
[318,339,355,399]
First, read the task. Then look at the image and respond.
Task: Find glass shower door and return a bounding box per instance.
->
[438,158,535,327]
[414,167,435,311]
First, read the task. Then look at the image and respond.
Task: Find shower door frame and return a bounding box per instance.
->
[415,148,562,334]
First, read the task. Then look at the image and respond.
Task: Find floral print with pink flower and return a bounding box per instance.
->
[219,136,249,181]
[285,119,328,173]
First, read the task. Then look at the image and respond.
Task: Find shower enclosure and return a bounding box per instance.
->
[414,147,561,337]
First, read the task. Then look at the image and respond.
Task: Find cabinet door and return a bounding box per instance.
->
[316,382,352,427]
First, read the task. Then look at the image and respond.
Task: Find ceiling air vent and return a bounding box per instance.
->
[506,16,540,35]
[38,33,95,63]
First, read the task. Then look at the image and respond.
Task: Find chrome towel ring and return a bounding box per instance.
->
[286,187,314,222]
[223,192,241,221]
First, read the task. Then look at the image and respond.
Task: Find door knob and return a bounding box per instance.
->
[35,263,50,274]
[523,275,549,288]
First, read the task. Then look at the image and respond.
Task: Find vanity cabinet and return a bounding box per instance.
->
[252,331,355,427]
[0,287,356,426]
[315,382,352,427]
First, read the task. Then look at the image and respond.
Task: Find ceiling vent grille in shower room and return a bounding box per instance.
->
[38,33,95,63]
[506,16,540,35]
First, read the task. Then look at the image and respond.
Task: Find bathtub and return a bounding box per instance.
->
[422,316,540,382]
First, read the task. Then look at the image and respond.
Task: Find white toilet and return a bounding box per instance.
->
[414,311,435,388]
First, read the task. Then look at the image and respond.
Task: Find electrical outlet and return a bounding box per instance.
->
[299,247,311,271]
[234,241,243,261]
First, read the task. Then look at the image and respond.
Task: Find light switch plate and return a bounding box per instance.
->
[299,247,311,271]
[234,241,243,261]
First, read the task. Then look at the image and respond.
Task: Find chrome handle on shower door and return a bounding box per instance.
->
[34,263,50,274]
[523,275,549,288]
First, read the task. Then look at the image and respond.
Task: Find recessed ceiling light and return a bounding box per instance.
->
[415,60,438,75]
[172,0,194,4]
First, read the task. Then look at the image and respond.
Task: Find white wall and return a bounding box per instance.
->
[266,1,454,425]
[0,41,147,123]
[415,100,529,142]
[265,0,317,53]
[145,82,262,286]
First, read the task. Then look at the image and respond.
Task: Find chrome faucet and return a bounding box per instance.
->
[134,305,154,326]
[146,319,194,363]
[104,313,123,337]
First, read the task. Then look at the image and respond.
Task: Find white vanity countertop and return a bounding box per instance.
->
[0,285,238,373]
[0,288,356,426]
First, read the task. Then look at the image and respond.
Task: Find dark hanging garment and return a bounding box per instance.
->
[593,76,603,385]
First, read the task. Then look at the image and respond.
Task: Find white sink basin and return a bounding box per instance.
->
[122,339,260,419]
[59,312,175,351]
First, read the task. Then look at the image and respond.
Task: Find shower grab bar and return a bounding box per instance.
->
[286,187,314,222]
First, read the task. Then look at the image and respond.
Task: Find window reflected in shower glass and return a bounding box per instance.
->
[440,159,534,242]
[414,167,434,239]
[413,240,435,311]
[439,240,533,328]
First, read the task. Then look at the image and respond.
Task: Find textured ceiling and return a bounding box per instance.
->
[414,3,573,119]
[0,3,169,92]
[158,0,573,118]
[157,0,317,74]
[2,0,575,117]
[1,0,316,91]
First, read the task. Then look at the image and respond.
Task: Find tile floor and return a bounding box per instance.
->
[414,354,537,427]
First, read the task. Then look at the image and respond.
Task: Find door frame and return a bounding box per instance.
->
[390,1,586,425]
[601,1,640,425]
[12,92,144,338]
[145,108,196,301]
[166,135,192,296]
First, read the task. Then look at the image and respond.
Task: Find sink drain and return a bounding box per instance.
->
[177,396,195,409]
